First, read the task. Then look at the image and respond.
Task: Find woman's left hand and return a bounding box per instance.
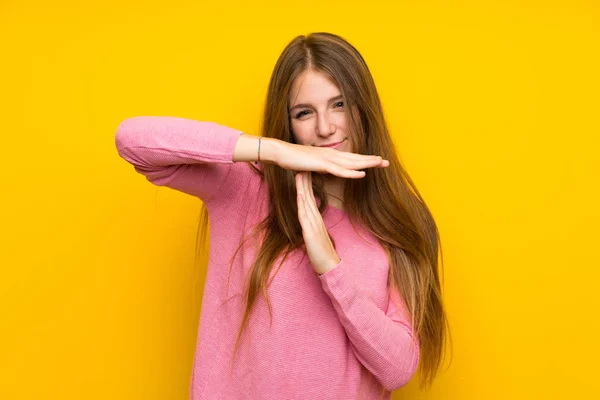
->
[295,171,341,275]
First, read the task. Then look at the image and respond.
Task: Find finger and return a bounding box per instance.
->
[338,151,386,162]
[297,191,307,226]
[301,172,317,219]
[337,152,390,167]
[296,171,308,214]
[304,172,327,233]
[296,174,308,225]
[296,170,303,195]
[327,164,367,179]
[306,171,316,205]
[304,172,319,221]
[363,159,390,168]
[299,173,318,232]
[335,156,388,171]
[339,152,383,161]
[299,172,310,202]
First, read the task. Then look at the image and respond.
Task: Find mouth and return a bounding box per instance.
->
[317,138,347,148]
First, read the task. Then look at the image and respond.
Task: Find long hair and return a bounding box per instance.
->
[193,32,452,390]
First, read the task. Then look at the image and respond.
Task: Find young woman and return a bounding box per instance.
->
[116,32,449,400]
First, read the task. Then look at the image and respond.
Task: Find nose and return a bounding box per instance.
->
[316,112,336,138]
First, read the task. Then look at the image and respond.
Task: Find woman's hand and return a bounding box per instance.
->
[276,141,390,179]
[295,171,341,275]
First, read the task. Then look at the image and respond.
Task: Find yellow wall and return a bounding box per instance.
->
[1,1,598,398]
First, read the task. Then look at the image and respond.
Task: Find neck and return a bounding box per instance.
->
[323,174,345,210]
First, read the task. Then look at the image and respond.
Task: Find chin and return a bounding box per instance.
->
[337,143,352,153]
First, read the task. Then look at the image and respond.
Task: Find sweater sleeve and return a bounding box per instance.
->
[318,258,420,391]
[114,116,244,202]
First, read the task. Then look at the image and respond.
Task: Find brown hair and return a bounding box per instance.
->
[194,32,452,390]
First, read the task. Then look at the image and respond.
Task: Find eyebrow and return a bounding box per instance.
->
[289,94,344,111]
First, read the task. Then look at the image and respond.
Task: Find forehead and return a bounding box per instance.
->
[289,69,341,103]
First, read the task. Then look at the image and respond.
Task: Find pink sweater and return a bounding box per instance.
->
[115,116,420,400]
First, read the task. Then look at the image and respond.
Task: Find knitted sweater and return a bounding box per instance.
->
[114,116,420,400]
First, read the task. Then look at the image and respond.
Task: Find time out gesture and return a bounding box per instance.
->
[235,136,390,274]
[281,142,390,275]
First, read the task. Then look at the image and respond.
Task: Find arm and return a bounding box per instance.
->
[232,132,280,163]
[114,116,280,201]
[318,259,420,391]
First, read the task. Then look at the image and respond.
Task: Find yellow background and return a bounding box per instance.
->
[1,1,598,398]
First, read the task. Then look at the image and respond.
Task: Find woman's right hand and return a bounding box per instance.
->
[273,141,390,178]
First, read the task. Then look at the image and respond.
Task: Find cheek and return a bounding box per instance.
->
[291,120,312,145]
[334,113,348,130]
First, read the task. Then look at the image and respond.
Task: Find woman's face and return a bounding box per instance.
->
[288,69,353,153]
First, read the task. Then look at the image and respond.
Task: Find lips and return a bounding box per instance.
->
[318,138,346,148]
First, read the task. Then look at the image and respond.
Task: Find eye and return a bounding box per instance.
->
[334,101,344,108]
[295,110,310,119]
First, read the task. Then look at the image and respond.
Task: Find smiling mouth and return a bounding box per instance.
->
[318,138,347,147]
